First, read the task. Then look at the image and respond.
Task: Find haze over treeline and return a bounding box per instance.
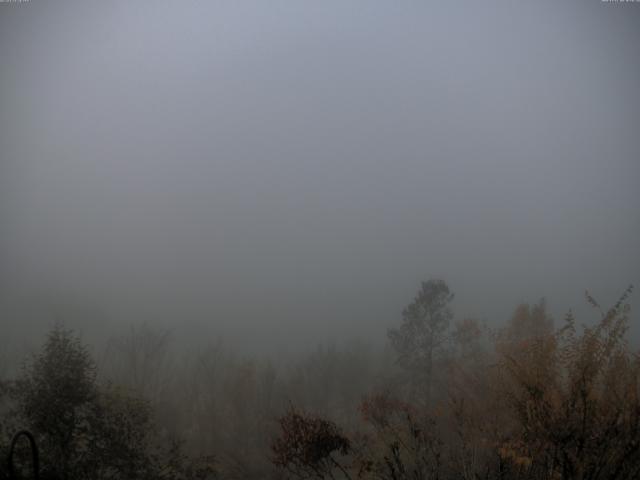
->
[1,0,639,353]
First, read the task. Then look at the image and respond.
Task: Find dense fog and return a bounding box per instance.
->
[2,0,638,351]
[1,2,639,479]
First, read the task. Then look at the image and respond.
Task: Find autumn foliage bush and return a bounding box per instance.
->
[496,286,639,479]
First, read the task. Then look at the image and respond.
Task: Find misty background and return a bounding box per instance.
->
[1,0,639,357]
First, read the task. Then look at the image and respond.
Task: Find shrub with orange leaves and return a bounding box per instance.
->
[498,285,640,480]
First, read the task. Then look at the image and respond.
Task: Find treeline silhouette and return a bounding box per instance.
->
[0,280,637,479]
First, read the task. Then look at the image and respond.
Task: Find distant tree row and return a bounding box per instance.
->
[1,280,637,480]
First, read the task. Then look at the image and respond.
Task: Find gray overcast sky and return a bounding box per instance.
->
[1,0,639,352]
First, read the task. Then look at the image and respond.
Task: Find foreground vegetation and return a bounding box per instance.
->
[1,281,637,479]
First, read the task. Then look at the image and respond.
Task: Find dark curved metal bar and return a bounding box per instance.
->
[7,431,39,480]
